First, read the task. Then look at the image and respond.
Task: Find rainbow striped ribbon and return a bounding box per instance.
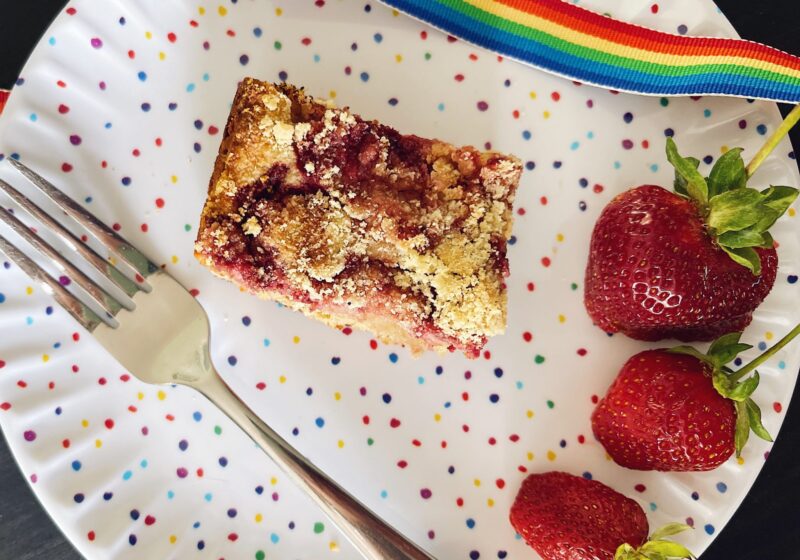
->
[380,0,800,103]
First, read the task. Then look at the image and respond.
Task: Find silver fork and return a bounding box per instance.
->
[0,158,434,560]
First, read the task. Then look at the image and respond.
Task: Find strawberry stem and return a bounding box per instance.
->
[729,323,800,382]
[746,104,800,178]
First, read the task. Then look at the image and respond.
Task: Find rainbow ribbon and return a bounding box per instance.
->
[380,0,800,103]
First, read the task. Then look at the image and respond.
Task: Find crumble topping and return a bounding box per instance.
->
[195,78,522,356]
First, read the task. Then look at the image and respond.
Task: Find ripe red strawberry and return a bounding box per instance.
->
[585,138,797,341]
[509,471,694,560]
[592,325,800,471]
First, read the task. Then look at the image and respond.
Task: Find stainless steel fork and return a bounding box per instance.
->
[0,158,434,560]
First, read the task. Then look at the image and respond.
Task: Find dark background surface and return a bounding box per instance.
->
[1,1,799,559]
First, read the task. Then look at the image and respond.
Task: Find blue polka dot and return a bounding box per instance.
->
[130,509,140,520]
[204,493,212,502]
[470,551,480,560]
[435,366,444,375]
[705,524,715,535]
[186,83,196,93]
[197,540,205,550]
[55,406,62,415]
[380,490,388,499]
[255,485,264,495]
[119,17,126,25]
[228,355,238,366]
[757,124,768,135]
[240,54,249,66]
[29,113,37,122]
[623,112,633,123]
[227,508,237,518]
[703,155,714,165]
[553,161,562,169]
[691,491,700,500]
[704,109,712,118]
[167,490,174,499]
[0,293,5,303]
[489,394,500,403]
[664,128,675,137]
[179,439,188,451]
[315,417,325,428]
[758,341,767,351]
[218,456,228,467]
[716,482,728,493]
[193,411,202,422]
[242,316,251,326]
[141,103,151,112]
[360,72,370,82]
[194,119,203,130]
[581,471,593,480]
[389,353,398,363]
[374,33,383,43]
[129,534,137,546]
[525,161,535,171]
[253,27,263,37]
[417,376,425,384]
[331,357,341,365]
[306,387,313,396]
[522,130,532,140]
[202,73,210,82]
[48,37,56,46]
[46,306,53,315]
[263,338,271,347]
[103,492,113,501]
[71,461,82,471]
[73,493,84,503]
[168,102,178,111]
[278,71,288,81]
[270,533,280,544]
[121,177,132,186]
[193,142,202,153]
[466,518,476,529]
[123,470,132,480]
[788,275,798,284]
[137,71,147,82]
[382,393,392,404]
[388,97,398,106]
[570,141,579,150]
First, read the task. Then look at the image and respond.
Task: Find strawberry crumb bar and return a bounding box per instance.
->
[195,78,521,357]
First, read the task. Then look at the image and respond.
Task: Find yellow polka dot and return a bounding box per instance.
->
[765,331,774,341]
[526,409,534,419]
[42,354,49,363]
[529,91,537,100]
[157,390,166,401]
[159,52,166,61]
[145,31,152,40]
[292,336,300,344]
[329,541,339,551]
[81,419,89,428]
[487,498,494,507]
[547,450,556,461]
[275,7,283,16]
[737,456,745,465]
[328,90,337,99]
[788,207,796,217]
[392,9,400,16]
[198,7,206,15]
[543,111,551,119]
[218,5,227,16]
[279,375,286,384]
[171,175,178,184]
[26,286,33,295]
[334,392,341,401]
[255,513,263,523]
[271,477,278,486]
[137,392,145,401]
[169,535,177,544]
[473,479,481,487]
[171,256,179,264]
[721,145,729,154]
[434,413,441,422]
[556,233,564,242]
[395,54,403,63]
[558,314,566,324]
[526,451,534,461]
[95,439,102,448]
[337,440,345,449]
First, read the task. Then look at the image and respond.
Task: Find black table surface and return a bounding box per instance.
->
[2,1,800,559]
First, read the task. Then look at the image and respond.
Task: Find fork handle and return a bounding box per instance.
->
[196,369,435,560]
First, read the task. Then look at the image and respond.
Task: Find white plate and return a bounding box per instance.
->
[1,1,799,558]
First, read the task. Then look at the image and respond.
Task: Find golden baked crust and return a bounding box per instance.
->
[195,78,521,357]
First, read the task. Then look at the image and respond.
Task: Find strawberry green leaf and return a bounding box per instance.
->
[707,147,746,197]
[614,543,637,560]
[726,372,760,402]
[717,229,768,249]
[720,246,762,275]
[750,206,781,234]
[760,231,775,249]
[666,138,708,205]
[712,370,734,397]
[707,189,764,234]
[745,397,773,442]
[650,524,693,541]
[640,540,697,559]
[709,342,753,367]
[761,185,799,215]
[734,400,750,457]
[673,156,701,197]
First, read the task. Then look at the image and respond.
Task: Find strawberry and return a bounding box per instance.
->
[592,324,800,471]
[509,471,694,560]
[584,135,798,342]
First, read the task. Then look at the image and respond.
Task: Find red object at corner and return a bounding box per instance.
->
[0,89,9,114]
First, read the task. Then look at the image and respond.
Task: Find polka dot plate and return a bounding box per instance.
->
[1,1,799,559]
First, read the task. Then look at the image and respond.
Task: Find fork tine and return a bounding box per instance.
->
[0,177,140,301]
[8,159,158,288]
[0,206,127,318]
[0,235,106,332]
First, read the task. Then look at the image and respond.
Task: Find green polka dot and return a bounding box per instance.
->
[274,41,282,50]
[255,551,265,560]
[424,52,432,60]
[313,522,325,534]
[214,425,222,435]
[570,282,578,291]
[184,224,192,232]
[660,97,669,107]
[546,400,555,409]
[367,437,374,446]
[534,355,545,364]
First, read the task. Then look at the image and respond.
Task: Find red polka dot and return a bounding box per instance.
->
[578,435,586,444]
[140,223,148,232]
[256,382,266,390]
[104,419,115,429]
[420,31,428,40]
[128,50,136,59]
[551,91,561,101]
[509,434,520,442]
[132,149,141,157]
[57,80,67,88]
[189,289,200,297]
[369,340,378,350]
[456,497,464,507]
[651,4,659,13]
[227,533,238,542]
[634,484,646,493]
[389,418,401,428]
[167,32,177,43]
[155,137,163,147]
[541,256,551,267]
[774,402,783,413]
[540,196,548,205]
[577,348,588,356]
[0,403,11,411]
[62,439,70,448]
[66,7,77,15]
[301,37,312,46]
[522,332,533,342]
[208,125,219,135]
[61,163,73,172]
[87,531,95,541]
[17,380,27,388]
[58,104,70,114]
[155,198,165,208]
[517,207,526,216]
[412,439,422,447]
[397,460,408,469]
[468,53,478,61]
[144,515,156,526]
[454,74,465,82]
[593,184,604,193]
[48,381,55,390]
[495,478,505,489]
[362,415,370,425]
[527,282,535,292]
[98,377,107,385]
